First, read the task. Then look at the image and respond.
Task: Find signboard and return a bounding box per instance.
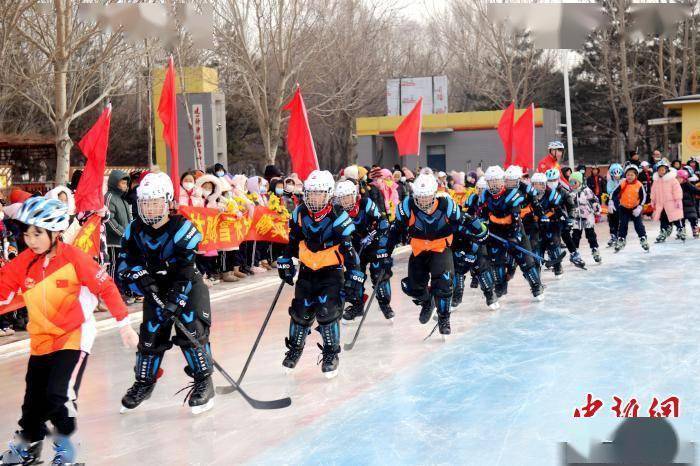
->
[192,104,205,169]
[387,76,448,116]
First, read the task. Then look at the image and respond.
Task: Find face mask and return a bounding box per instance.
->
[547,181,558,190]
[202,188,212,197]
[216,171,225,177]
[275,187,284,196]
[182,182,195,191]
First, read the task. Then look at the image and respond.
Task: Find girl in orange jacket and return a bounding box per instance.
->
[0,197,138,466]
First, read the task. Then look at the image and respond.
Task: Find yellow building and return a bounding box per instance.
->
[662,94,700,161]
[151,66,225,172]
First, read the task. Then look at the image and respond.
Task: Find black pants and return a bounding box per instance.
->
[617,207,646,239]
[134,278,213,383]
[660,210,683,231]
[561,223,577,253]
[19,350,88,442]
[572,227,599,249]
[608,211,619,238]
[403,248,454,315]
[290,267,344,326]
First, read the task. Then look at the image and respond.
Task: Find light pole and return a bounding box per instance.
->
[561,49,575,168]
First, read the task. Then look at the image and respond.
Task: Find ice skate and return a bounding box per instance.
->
[282,338,304,374]
[614,238,626,253]
[640,236,650,252]
[592,248,602,263]
[379,303,395,321]
[0,432,42,466]
[120,381,156,413]
[50,435,75,466]
[317,343,339,379]
[184,376,215,415]
[418,297,434,324]
[569,251,587,270]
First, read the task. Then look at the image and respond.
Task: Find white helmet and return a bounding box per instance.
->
[343,165,359,181]
[412,174,438,212]
[476,176,488,192]
[334,180,358,211]
[137,172,174,225]
[531,172,547,185]
[303,170,335,213]
[419,167,434,176]
[504,165,523,188]
[548,140,565,150]
[484,166,505,194]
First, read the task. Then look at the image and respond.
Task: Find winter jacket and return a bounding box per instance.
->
[178,185,204,207]
[571,186,601,229]
[0,241,128,355]
[612,180,645,211]
[650,169,683,222]
[104,170,132,246]
[680,183,700,221]
[586,174,605,198]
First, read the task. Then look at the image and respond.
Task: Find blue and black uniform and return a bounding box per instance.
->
[117,215,213,385]
[450,211,495,307]
[278,204,362,372]
[392,195,460,333]
[537,187,566,275]
[342,197,393,320]
[480,188,543,298]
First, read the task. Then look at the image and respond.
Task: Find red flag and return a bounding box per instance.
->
[158,56,180,198]
[512,104,535,171]
[75,104,111,213]
[498,102,515,166]
[283,87,319,181]
[394,97,422,157]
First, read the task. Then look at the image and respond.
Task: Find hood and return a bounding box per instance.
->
[246,176,262,194]
[45,185,75,215]
[3,202,23,220]
[195,174,223,199]
[231,174,247,191]
[653,167,677,182]
[108,170,129,191]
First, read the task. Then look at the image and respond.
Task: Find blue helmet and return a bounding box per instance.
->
[609,163,623,178]
[16,197,70,232]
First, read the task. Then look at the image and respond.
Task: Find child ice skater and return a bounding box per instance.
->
[0,197,138,466]
[611,165,649,252]
[568,172,602,263]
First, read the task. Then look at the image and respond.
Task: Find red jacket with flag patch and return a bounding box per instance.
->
[0,242,128,355]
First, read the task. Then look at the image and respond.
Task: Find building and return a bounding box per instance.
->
[662,94,700,161]
[355,108,561,172]
[152,66,227,174]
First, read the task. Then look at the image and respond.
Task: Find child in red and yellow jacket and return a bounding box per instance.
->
[0,197,137,466]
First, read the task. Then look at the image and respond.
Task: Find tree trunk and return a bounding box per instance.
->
[618,2,636,152]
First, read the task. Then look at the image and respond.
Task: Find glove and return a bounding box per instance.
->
[161,293,188,320]
[344,270,366,302]
[632,205,642,217]
[375,249,392,271]
[608,202,616,214]
[277,257,296,285]
[539,215,550,224]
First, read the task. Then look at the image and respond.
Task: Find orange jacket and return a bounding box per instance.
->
[0,242,128,355]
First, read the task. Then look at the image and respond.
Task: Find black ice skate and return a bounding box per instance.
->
[120,381,156,413]
[341,303,363,323]
[655,228,671,243]
[418,297,434,324]
[469,275,479,289]
[606,236,617,248]
[485,291,500,310]
[553,262,563,278]
[182,376,215,415]
[282,337,304,373]
[640,236,650,252]
[592,248,602,263]
[0,432,42,466]
[677,228,687,242]
[569,251,587,270]
[317,343,340,379]
[614,238,626,253]
[437,312,451,338]
[379,303,395,321]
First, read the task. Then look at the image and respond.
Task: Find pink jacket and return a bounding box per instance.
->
[650,169,683,222]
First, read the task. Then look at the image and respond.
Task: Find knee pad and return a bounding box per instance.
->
[172,315,209,348]
[289,298,316,327]
[316,302,342,325]
[401,277,426,300]
[181,344,213,380]
[134,351,164,383]
[138,319,174,354]
[431,271,453,299]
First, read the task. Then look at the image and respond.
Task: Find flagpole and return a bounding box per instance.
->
[562,50,575,168]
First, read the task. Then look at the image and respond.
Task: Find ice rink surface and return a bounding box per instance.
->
[0,224,697,465]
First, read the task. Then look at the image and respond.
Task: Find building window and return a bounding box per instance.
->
[427,145,446,172]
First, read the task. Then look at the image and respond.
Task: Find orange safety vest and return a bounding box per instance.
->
[619,181,643,209]
[298,241,343,271]
[410,234,453,256]
[489,213,513,225]
[520,205,533,218]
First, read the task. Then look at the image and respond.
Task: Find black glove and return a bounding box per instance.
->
[374,249,392,272]
[277,257,296,285]
[344,270,366,302]
[161,291,188,320]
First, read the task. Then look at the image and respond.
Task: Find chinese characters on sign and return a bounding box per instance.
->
[192,104,205,170]
[573,394,679,418]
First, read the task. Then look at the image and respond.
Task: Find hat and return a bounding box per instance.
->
[9,188,32,205]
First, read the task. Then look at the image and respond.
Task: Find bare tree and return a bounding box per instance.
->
[6,0,138,184]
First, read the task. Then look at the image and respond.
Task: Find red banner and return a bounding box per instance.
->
[73,215,102,257]
[245,206,290,243]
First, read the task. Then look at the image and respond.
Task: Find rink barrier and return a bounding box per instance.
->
[0,245,411,360]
